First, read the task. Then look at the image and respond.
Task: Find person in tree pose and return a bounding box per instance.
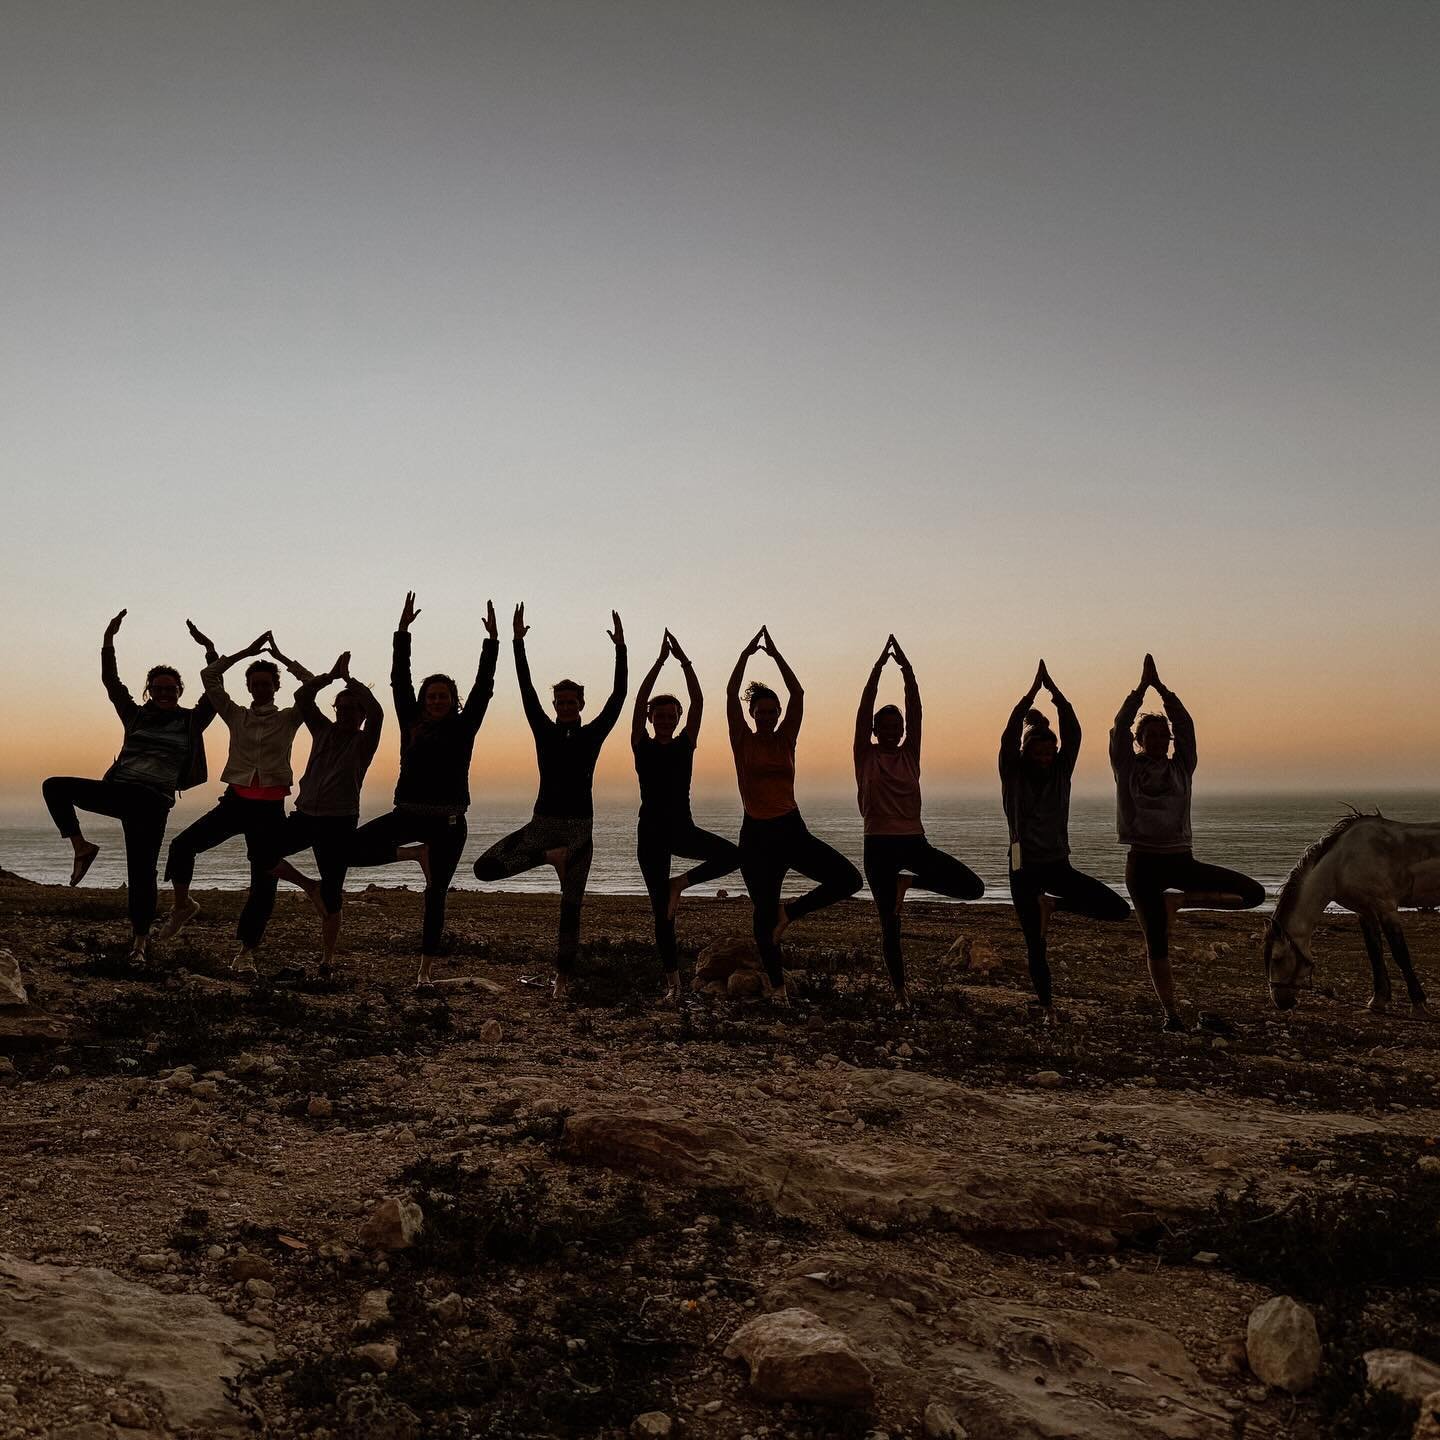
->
[472,605,627,1000]
[1000,659,1129,1020]
[268,650,384,976]
[41,609,216,964]
[1110,653,1264,1031]
[348,592,498,986]
[161,625,314,972]
[632,629,740,1003]
[728,626,861,1004]
[856,635,983,1009]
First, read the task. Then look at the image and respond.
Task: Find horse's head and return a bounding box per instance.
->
[1264,921,1314,1010]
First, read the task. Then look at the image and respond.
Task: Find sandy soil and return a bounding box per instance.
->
[1,876,1438,1440]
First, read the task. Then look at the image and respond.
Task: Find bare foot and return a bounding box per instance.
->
[660,982,680,1009]
[69,842,100,888]
[1367,994,1390,1015]
[1037,893,1057,940]
[767,984,790,1008]
[416,957,435,987]
[230,948,258,976]
[128,935,150,967]
[551,972,571,1002]
[893,986,912,1013]
[1038,1004,1057,1026]
[667,875,686,921]
[300,877,327,921]
[771,904,791,946]
[160,897,200,940]
[893,876,912,918]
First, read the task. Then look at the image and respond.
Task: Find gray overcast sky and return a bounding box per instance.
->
[3,1,1438,814]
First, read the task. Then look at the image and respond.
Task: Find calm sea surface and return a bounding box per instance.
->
[6,792,1436,909]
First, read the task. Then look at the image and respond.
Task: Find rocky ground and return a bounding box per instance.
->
[2,874,1439,1440]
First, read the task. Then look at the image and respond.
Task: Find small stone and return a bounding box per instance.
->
[725,1307,874,1406]
[923,1401,969,1440]
[1363,1348,1440,1406]
[356,1289,393,1330]
[1028,1071,1063,1089]
[0,1057,15,1075]
[117,1156,140,1175]
[1246,1295,1322,1393]
[430,1292,465,1325]
[353,1341,399,1372]
[109,1398,148,1429]
[0,950,28,1008]
[228,1254,275,1282]
[1414,1388,1440,1440]
[1078,1276,1102,1291]
[165,1071,195,1091]
[1193,1251,1220,1265]
[306,1096,334,1119]
[190,1080,221,1101]
[243,1278,275,1300]
[205,1245,226,1261]
[631,1414,674,1439]
[479,1019,503,1044]
[1417,1155,1440,1177]
[134,1253,168,1273]
[359,1197,424,1251]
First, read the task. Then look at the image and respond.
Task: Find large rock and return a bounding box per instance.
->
[358,1197,424,1251]
[725,1307,875,1407]
[1246,1296,1322,1393]
[0,950,28,1008]
[0,1253,271,1433]
[561,1108,1171,1252]
[1414,1389,1440,1440]
[692,938,763,992]
[1364,1349,1440,1406]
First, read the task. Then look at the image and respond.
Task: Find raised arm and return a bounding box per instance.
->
[1047,664,1081,766]
[203,630,271,721]
[265,636,316,687]
[1109,658,1151,772]
[633,634,670,745]
[727,631,763,741]
[669,631,704,743]
[511,604,547,734]
[295,654,342,733]
[855,643,888,755]
[1000,661,1045,774]
[100,610,136,721]
[763,628,805,740]
[460,602,501,737]
[892,636,921,757]
[589,611,629,739]
[1158,679,1197,773]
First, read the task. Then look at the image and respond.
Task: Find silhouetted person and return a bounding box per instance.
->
[729,626,861,1004]
[1111,653,1264,1031]
[856,635,983,1009]
[1001,659,1129,1019]
[473,604,627,1000]
[162,625,314,972]
[632,629,740,1002]
[42,609,215,964]
[348,592,498,986]
[269,650,384,976]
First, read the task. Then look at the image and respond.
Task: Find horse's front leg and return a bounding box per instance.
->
[1360,915,1392,1013]
[1381,917,1428,1013]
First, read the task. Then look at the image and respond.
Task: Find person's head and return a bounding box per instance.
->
[1021,709,1057,769]
[333,686,369,734]
[143,665,183,712]
[419,673,460,722]
[648,693,683,741]
[1135,712,1171,760]
[245,658,281,705]
[872,703,904,749]
[552,679,585,725]
[745,681,781,734]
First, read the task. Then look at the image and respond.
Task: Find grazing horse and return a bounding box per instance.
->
[1264,811,1440,1013]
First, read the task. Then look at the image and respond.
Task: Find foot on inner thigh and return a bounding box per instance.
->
[545,847,568,884]
[667,874,686,921]
[1037,893,1057,939]
[893,876,913,918]
[69,841,100,887]
[397,845,431,885]
[771,903,791,946]
[1163,891,1183,927]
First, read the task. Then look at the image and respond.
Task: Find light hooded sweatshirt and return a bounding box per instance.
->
[203,657,313,791]
[1109,687,1197,852]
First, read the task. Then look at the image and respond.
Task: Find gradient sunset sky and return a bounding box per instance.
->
[4,1,1438,821]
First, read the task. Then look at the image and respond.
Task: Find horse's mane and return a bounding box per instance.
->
[1270,807,1386,938]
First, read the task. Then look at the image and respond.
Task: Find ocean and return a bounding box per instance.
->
[6,792,1436,909]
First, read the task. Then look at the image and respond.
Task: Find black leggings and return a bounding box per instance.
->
[349,809,467,956]
[473,815,594,974]
[42,776,172,936]
[1125,848,1265,964]
[1008,859,1130,1007]
[863,834,984,991]
[165,790,286,948]
[739,811,863,987]
[637,818,742,973]
[273,812,358,916]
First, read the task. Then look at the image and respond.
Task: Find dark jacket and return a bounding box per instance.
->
[102,643,214,795]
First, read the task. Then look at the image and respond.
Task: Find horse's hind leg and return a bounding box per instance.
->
[1380,917,1428,1013]
[1360,916,1392,1013]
